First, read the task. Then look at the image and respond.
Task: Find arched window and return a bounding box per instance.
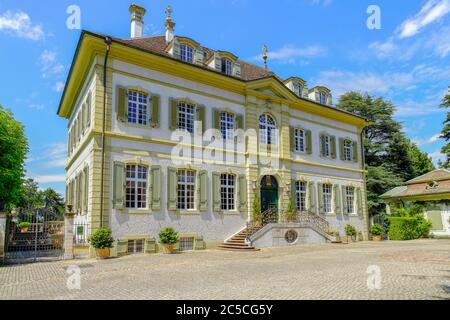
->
[259,114,277,145]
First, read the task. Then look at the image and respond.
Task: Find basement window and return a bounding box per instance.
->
[127,239,144,254]
[179,237,195,251]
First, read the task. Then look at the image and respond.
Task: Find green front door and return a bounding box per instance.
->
[260,176,279,214]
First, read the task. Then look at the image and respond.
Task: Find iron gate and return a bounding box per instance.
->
[5,208,64,263]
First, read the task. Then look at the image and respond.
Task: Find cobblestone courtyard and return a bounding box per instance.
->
[1,239,449,300]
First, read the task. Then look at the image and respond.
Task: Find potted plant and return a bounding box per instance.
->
[286,199,296,223]
[19,222,31,233]
[327,228,339,242]
[252,196,262,226]
[88,227,114,259]
[370,224,384,241]
[345,224,357,243]
[159,227,179,254]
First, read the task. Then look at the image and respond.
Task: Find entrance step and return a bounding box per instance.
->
[217,226,263,252]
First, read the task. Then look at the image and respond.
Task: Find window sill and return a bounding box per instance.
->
[175,210,201,215]
[122,209,152,215]
[123,122,151,129]
[217,210,241,215]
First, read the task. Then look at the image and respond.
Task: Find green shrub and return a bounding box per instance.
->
[88,227,114,249]
[387,216,432,240]
[18,222,31,229]
[370,224,385,236]
[286,198,296,221]
[345,224,357,237]
[252,196,262,225]
[159,227,179,245]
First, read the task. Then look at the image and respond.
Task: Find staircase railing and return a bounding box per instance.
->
[280,210,330,235]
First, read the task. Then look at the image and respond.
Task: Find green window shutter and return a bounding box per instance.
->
[80,170,85,213]
[308,181,316,212]
[173,40,181,59]
[238,174,247,212]
[318,183,324,214]
[356,187,362,216]
[213,109,221,131]
[339,138,345,161]
[167,167,177,211]
[341,186,348,215]
[352,141,359,163]
[150,94,160,128]
[68,129,71,155]
[319,134,325,157]
[330,136,337,159]
[84,167,89,213]
[169,98,178,130]
[86,92,91,127]
[80,103,86,133]
[212,172,221,212]
[333,184,340,214]
[428,211,444,230]
[113,162,125,209]
[290,127,296,152]
[232,61,241,77]
[194,47,204,65]
[197,104,206,134]
[116,86,128,123]
[199,170,208,212]
[236,114,243,130]
[291,179,297,206]
[151,166,161,211]
[305,130,312,154]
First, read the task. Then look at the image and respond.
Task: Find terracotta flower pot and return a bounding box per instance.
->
[163,244,174,254]
[95,248,110,259]
[20,227,29,233]
[373,235,382,241]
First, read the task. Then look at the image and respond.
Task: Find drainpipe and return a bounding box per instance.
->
[361,126,369,238]
[99,36,112,229]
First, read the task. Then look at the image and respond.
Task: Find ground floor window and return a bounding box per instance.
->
[323,184,332,214]
[126,165,148,209]
[127,239,144,254]
[221,173,236,211]
[345,186,355,214]
[296,181,307,212]
[177,169,196,210]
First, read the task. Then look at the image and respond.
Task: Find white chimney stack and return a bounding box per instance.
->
[129,4,146,39]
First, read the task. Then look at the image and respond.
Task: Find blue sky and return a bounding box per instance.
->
[0,0,449,195]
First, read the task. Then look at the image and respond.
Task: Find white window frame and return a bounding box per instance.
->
[259,114,277,145]
[324,135,331,157]
[222,58,233,75]
[345,186,355,215]
[177,102,195,133]
[180,44,193,63]
[293,82,303,97]
[125,164,148,210]
[344,140,353,161]
[295,128,306,153]
[127,90,148,125]
[220,173,236,211]
[177,169,196,210]
[323,184,332,214]
[319,92,327,104]
[296,181,307,212]
[220,112,235,140]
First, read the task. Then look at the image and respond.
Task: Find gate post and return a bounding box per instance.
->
[64,211,75,260]
[0,212,6,262]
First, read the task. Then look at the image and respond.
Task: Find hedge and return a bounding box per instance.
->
[387,216,431,240]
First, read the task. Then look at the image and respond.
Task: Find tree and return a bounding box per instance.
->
[439,88,450,167]
[408,143,435,177]
[18,178,43,209]
[41,188,65,213]
[366,166,402,216]
[0,104,28,211]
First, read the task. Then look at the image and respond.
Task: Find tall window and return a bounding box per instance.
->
[295,129,306,153]
[296,181,307,212]
[177,102,195,133]
[177,169,196,210]
[220,112,235,140]
[319,92,327,104]
[221,58,233,75]
[128,90,148,125]
[322,184,332,214]
[293,82,303,97]
[344,140,353,161]
[220,174,235,211]
[324,135,331,157]
[259,114,277,145]
[126,165,148,209]
[180,45,193,63]
[345,186,355,214]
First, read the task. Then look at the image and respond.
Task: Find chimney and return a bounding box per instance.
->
[165,5,175,43]
[129,4,146,39]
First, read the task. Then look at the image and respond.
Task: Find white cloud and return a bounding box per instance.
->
[40,50,64,79]
[40,50,56,64]
[398,0,450,39]
[412,133,441,146]
[27,142,67,168]
[53,81,65,92]
[429,149,446,165]
[252,45,327,64]
[0,10,44,41]
[32,174,66,184]
[29,104,44,110]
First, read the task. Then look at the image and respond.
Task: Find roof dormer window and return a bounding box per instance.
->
[319,92,327,104]
[293,82,303,97]
[180,44,193,63]
[221,58,233,75]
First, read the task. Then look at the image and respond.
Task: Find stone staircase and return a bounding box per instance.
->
[217,226,262,252]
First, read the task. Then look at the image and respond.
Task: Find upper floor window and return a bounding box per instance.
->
[220,173,236,211]
[343,140,353,161]
[126,165,148,209]
[128,90,148,125]
[345,186,355,214]
[322,184,332,214]
[323,135,331,157]
[319,92,327,104]
[180,44,193,63]
[221,58,233,75]
[177,169,196,210]
[295,129,306,153]
[296,181,307,212]
[177,102,195,133]
[220,112,235,140]
[259,114,277,145]
[293,82,303,97]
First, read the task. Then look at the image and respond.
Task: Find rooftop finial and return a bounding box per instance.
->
[262,45,268,70]
[166,4,172,20]
[165,4,176,43]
